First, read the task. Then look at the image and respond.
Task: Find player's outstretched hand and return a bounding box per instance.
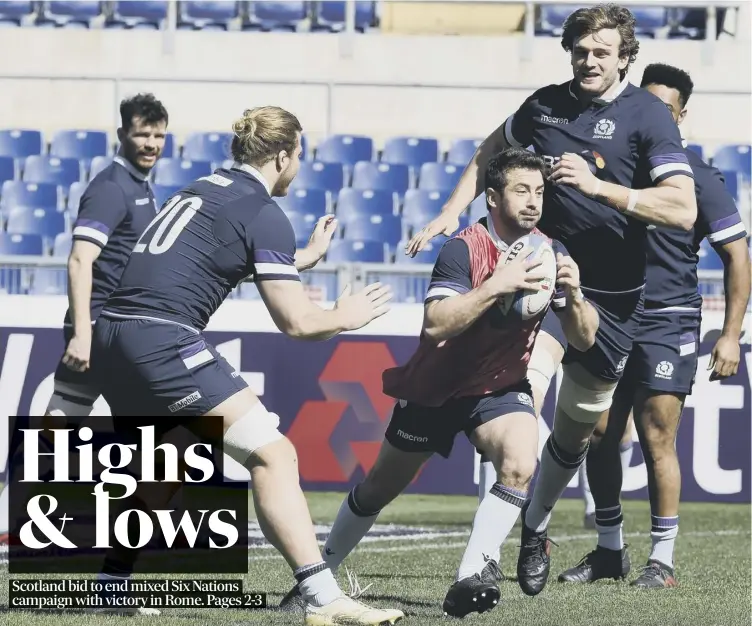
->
[405,213,460,257]
[549,152,599,197]
[307,215,338,258]
[708,334,741,381]
[62,333,91,373]
[335,282,393,330]
[555,252,582,296]
[488,246,546,296]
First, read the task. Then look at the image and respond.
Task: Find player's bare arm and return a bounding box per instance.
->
[550,153,697,230]
[423,249,544,344]
[294,215,338,271]
[553,252,598,352]
[63,240,102,372]
[405,122,510,256]
[708,237,751,380]
[258,279,392,341]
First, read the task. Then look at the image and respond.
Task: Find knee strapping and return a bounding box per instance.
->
[527,347,559,399]
[557,370,616,424]
[222,402,283,465]
[46,394,94,418]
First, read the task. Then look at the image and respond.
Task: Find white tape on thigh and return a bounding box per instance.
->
[557,369,616,424]
[527,346,558,399]
[46,394,94,418]
[222,401,283,465]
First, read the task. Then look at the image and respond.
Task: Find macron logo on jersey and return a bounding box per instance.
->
[541,114,569,125]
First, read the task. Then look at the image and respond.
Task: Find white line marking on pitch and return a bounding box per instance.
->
[247,528,747,562]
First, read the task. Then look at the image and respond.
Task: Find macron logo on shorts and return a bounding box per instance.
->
[397,429,428,443]
[168,391,202,413]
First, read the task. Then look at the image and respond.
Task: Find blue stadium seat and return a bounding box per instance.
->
[67,181,87,217]
[313,1,376,32]
[0,1,33,25]
[153,159,212,186]
[89,155,113,180]
[402,189,449,231]
[6,206,67,240]
[343,213,402,247]
[336,188,397,222]
[43,1,101,24]
[251,1,307,31]
[395,238,445,265]
[285,211,317,247]
[0,156,16,186]
[182,132,233,163]
[0,232,43,255]
[698,239,723,271]
[152,184,182,209]
[23,155,81,187]
[162,132,175,159]
[50,130,108,165]
[0,129,42,160]
[276,188,328,220]
[290,161,344,196]
[631,7,668,35]
[712,145,751,182]
[720,170,739,202]
[315,135,373,167]
[326,239,386,263]
[686,143,704,161]
[111,0,166,26]
[30,268,67,295]
[536,4,571,35]
[351,162,409,196]
[418,162,462,193]
[53,232,72,257]
[181,1,239,27]
[447,138,482,166]
[382,137,439,171]
[1,181,60,212]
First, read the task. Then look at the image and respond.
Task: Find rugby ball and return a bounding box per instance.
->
[497,234,557,320]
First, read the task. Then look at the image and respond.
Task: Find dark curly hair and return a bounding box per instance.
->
[641,63,695,108]
[486,148,546,193]
[120,93,168,131]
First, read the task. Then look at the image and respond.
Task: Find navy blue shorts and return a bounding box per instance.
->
[563,285,644,382]
[52,325,100,409]
[619,309,701,395]
[384,380,536,459]
[91,316,248,418]
[540,307,567,350]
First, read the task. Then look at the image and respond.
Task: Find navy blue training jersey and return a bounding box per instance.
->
[103,165,300,331]
[502,80,693,292]
[644,148,747,310]
[66,156,158,325]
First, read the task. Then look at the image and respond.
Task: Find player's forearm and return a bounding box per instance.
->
[294,246,322,272]
[67,255,93,336]
[443,124,508,217]
[719,243,751,340]
[285,304,348,341]
[423,282,499,343]
[557,294,599,352]
[592,180,697,230]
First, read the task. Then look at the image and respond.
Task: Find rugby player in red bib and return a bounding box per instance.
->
[280,148,600,617]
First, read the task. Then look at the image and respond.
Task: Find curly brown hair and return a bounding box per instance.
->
[560,4,639,80]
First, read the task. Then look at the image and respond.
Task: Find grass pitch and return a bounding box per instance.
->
[2,492,750,626]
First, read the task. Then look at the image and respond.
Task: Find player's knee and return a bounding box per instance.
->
[45,394,94,419]
[557,368,616,425]
[222,401,284,468]
[527,345,559,413]
[499,455,536,491]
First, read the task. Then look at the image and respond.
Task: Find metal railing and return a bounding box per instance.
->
[0,256,731,308]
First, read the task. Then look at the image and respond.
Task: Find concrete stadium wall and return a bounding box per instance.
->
[0,29,749,150]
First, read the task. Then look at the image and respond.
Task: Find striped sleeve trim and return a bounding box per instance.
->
[502,114,523,148]
[72,218,111,247]
[648,153,693,183]
[254,248,300,282]
[425,281,470,303]
[707,214,747,244]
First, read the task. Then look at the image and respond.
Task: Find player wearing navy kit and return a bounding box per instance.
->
[558,64,751,590]
[279,149,599,618]
[90,106,403,626]
[406,4,698,597]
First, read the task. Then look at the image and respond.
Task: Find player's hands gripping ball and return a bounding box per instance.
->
[555,252,582,296]
[489,246,546,297]
[335,282,393,331]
